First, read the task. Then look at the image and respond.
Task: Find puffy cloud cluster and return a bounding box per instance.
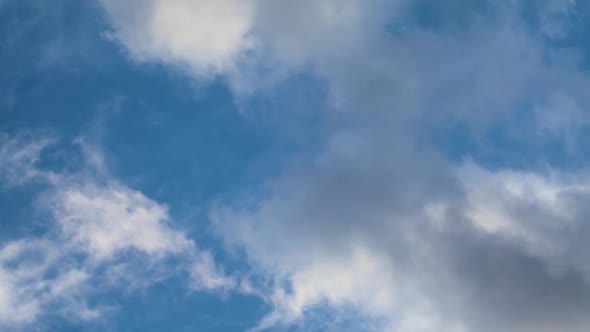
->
[214,134,590,332]
[99,0,256,77]
[96,0,590,331]
[460,162,590,274]
[97,0,393,89]
[0,239,93,325]
[53,183,192,260]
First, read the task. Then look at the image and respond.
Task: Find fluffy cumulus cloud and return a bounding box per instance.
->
[0,135,231,329]
[0,239,90,325]
[0,236,103,330]
[460,163,590,273]
[52,183,192,260]
[213,136,590,332]
[98,0,257,77]
[97,0,395,90]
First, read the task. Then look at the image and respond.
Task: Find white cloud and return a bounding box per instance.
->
[459,162,590,273]
[0,239,92,327]
[0,134,58,187]
[0,135,233,327]
[98,0,395,92]
[0,240,50,325]
[252,246,425,332]
[96,0,590,130]
[189,251,235,291]
[52,182,192,260]
[99,0,256,77]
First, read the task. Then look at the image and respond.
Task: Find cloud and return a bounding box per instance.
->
[212,132,467,331]
[52,182,192,260]
[205,6,590,326]
[460,161,590,274]
[98,0,590,331]
[189,251,235,291]
[0,134,233,328]
[96,0,587,112]
[0,134,58,187]
[97,0,396,91]
[0,239,95,327]
[98,0,256,77]
[0,240,56,324]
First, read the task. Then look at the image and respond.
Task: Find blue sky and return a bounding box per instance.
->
[2,1,590,331]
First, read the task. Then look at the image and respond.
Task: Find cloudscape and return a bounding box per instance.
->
[2,1,590,331]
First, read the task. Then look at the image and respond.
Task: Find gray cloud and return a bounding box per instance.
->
[214,127,590,332]
[97,0,590,331]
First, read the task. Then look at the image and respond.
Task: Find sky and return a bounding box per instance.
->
[1,0,590,331]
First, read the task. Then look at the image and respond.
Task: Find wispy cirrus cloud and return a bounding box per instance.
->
[0,134,233,329]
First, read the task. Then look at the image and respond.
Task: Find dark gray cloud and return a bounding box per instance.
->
[215,123,590,332]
